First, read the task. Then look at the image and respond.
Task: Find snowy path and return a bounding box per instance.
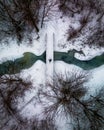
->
[46,22,56,82]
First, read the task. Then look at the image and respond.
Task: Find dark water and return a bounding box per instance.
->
[0,52,46,75]
[54,51,104,70]
[0,50,104,75]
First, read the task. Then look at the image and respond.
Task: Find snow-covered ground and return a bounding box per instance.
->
[0,34,46,63]
[0,3,104,129]
[11,60,104,130]
[8,60,102,123]
[55,61,104,97]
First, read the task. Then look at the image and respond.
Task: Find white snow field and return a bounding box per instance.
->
[0,2,104,129]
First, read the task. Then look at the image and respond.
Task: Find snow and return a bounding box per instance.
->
[17,61,46,119]
[21,60,46,86]
[55,61,104,98]
[86,65,104,97]
[45,23,54,82]
[0,35,45,63]
[0,2,104,130]
[14,60,104,122]
[0,11,104,64]
[54,61,83,74]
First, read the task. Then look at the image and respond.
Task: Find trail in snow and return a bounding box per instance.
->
[46,22,55,82]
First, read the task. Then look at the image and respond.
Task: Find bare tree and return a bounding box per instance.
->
[0,73,58,130]
[85,26,104,47]
[0,0,24,41]
[11,116,58,130]
[40,0,58,28]
[0,0,58,42]
[72,87,104,130]
[38,71,104,130]
[30,117,57,130]
[12,0,40,32]
[59,0,104,15]
[58,0,104,44]
[0,74,32,130]
[38,71,88,120]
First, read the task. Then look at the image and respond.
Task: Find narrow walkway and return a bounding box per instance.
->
[46,22,55,82]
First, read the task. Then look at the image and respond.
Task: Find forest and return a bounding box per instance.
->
[0,0,104,130]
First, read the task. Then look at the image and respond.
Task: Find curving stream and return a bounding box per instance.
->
[0,50,104,75]
[0,52,46,75]
[54,51,104,70]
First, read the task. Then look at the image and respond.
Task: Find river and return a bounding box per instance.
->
[0,50,104,75]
